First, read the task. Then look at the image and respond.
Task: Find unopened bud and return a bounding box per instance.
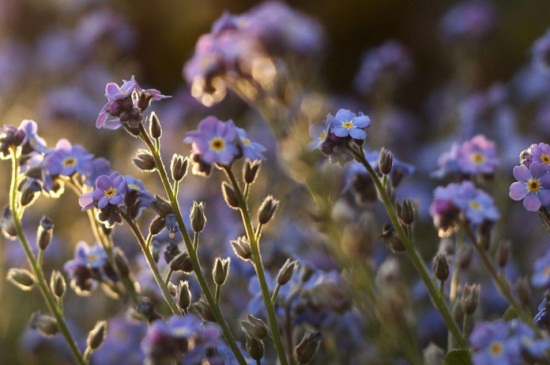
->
[113,249,130,278]
[381,223,405,253]
[515,277,531,307]
[37,216,54,250]
[243,160,261,184]
[171,154,188,182]
[132,150,156,171]
[30,312,58,337]
[170,251,193,273]
[149,216,166,235]
[396,200,415,225]
[433,253,449,282]
[20,178,41,206]
[149,112,162,139]
[213,257,230,286]
[7,268,35,291]
[50,271,66,298]
[258,196,279,225]
[221,182,240,209]
[495,240,511,268]
[277,259,296,286]
[241,314,269,339]
[193,298,216,322]
[87,321,106,351]
[295,331,321,364]
[190,202,206,232]
[151,196,173,217]
[246,336,264,361]
[231,237,252,261]
[178,281,192,311]
[379,148,393,175]
[461,284,480,315]
[0,206,17,239]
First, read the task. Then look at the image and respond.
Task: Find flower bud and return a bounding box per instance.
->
[149,216,166,236]
[20,178,41,207]
[193,298,216,322]
[190,202,206,232]
[495,240,511,268]
[178,281,192,311]
[171,154,188,182]
[151,195,173,217]
[221,182,240,209]
[241,314,269,339]
[30,312,58,337]
[7,268,35,291]
[87,321,106,351]
[461,284,480,315]
[37,215,54,251]
[295,331,321,364]
[170,251,193,273]
[0,206,17,239]
[113,248,131,278]
[243,160,261,185]
[133,150,156,172]
[433,253,449,282]
[231,237,252,261]
[246,336,264,361]
[148,112,162,139]
[213,257,230,286]
[50,270,66,298]
[396,200,415,225]
[380,223,405,253]
[277,259,296,286]
[378,148,393,175]
[258,196,279,225]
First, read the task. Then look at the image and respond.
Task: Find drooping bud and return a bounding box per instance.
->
[495,240,511,268]
[295,331,321,364]
[148,112,162,139]
[378,148,393,175]
[7,268,35,291]
[37,215,54,251]
[171,154,188,182]
[380,223,405,253]
[133,150,156,172]
[193,298,216,322]
[50,270,66,298]
[170,251,193,273]
[433,253,449,282]
[213,257,230,286]
[246,336,264,361]
[258,196,279,225]
[241,314,269,339]
[178,281,192,311]
[277,259,296,286]
[243,160,261,185]
[30,312,58,337]
[221,182,240,209]
[231,237,252,261]
[151,195,173,217]
[396,199,415,225]
[461,284,480,315]
[0,206,17,239]
[87,321,106,351]
[190,202,206,232]
[19,178,41,207]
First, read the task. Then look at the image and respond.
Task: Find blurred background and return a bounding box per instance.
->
[2,0,550,364]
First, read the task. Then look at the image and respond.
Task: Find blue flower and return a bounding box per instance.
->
[184,116,239,165]
[79,172,127,210]
[328,109,370,140]
[236,127,266,161]
[469,320,520,365]
[63,241,109,295]
[509,162,550,211]
[454,181,500,226]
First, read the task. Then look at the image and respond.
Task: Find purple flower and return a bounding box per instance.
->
[509,162,550,211]
[64,241,109,295]
[236,127,266,161]
[328,109,371,140]
[454,181,500,225]
[184,116,239,165]
[531,249,550,289]
[509,319,550,360]
[124,175,155,209]
[20,119,48,154]
[529,143,550,168]
[434,135,499,177]
[43,139,94,178]
[469,320,520,365]
[79,172,127,210]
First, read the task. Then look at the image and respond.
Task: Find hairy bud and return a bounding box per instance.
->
[87,321,106,351]
[132,150,156,171]
[31,312,58,337]
[243,160,261,184]
[380,223,405,253]
[37,216,54,250]
[148,112,162,139]
[50,270,66,298]
[213,257,230,286]
[258,196,279,225]
[461,284,480,315]
[178,281,192,311]
[241,314,269,339]
[231,237,252,261]
[7,268,35,291]
[277,259,296,286]
[378,148,393,175]
[433,253,449,282]
[221,182,240,209]
[171,154,188,182]
[246,336,264,361]
[190,202,206,232]
[193,298,216,322]
[295,331,321,364]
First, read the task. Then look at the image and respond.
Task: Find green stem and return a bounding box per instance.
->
[8,150,86,365]
[222,165,289,365]
[351,146,468,349]
[138,127,247,365]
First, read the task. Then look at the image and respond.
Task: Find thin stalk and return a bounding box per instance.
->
[222,165,289,365]
[138,127,247,365]
[351,146,468,349]
[9,150,86,365]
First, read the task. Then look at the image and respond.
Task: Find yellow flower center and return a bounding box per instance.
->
[342,121,355,130]
[63,157,77,167]
[87,253,98,262]
[128,183,141,190]
[104,188,117,198]
[528,178,541,193]
[319,131,326,141]
[469,200,481,210]
[240,137,251,147]
[209,137,226,152]
[542,154,550,165]
[489,341,503,356]
[544,266,550,277]
[471,152,485,164]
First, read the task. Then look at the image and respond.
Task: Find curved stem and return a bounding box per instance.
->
[138,128,247,365]
[222,165,289,365]
[9,150,86,365]
[351,146,468,349]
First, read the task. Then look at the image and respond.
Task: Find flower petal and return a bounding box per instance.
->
[509,182,528,200]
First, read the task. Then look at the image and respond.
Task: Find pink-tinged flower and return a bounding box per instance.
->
[79,172,127,210]
[183,116,239,165]
[509,162,550,211]
[455,135,499,175]
[328,109,371,140]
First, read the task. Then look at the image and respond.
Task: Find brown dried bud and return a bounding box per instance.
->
[7,268,35,291]
[178,281,192,311]
[170,251,193,273]
[50,270,66,298]
[193,298,216,322]
[461,284,480,315]
[241,314,269,339]
[151,195,173,217]
[213,257,230,286]
[396,199,415,225]
[277,259,296,286]
[295,331,321,364]
[380,223,405,253]
[149,216,166,236]
[246,336,264,361]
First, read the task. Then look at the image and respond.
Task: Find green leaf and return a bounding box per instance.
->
[444,349,472,365]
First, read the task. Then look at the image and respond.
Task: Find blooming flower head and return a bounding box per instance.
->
[63,241,110,295]
[0,124,27,159]
[236,127,266,161]
[79,172,127,211]
[529,143,550,169]
[469,320,520,365]
[454,181,500,226]
[509,162,550,211]
[328,109,371,140]
[429,183,462,235]
[184,116,239,166]
[43,139,93,178]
